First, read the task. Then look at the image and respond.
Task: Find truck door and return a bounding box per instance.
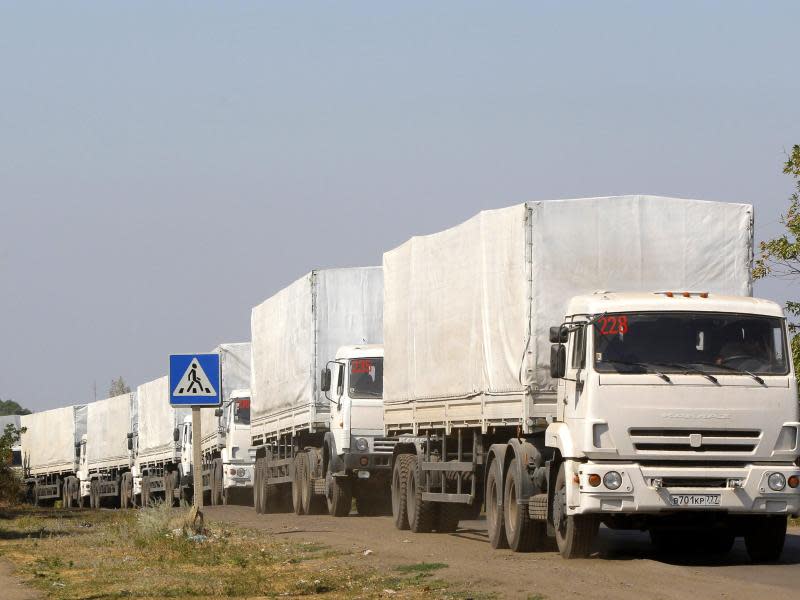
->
[559,323,587,421]
[329,362,349,453]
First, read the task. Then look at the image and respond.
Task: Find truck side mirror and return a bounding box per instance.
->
[550,344,567,379]
[320,368,331,392]
[173,427,180,442]
[549,326,569,344]
[214,408,223,417]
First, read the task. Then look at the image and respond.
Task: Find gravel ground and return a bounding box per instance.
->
[206,505,800,600]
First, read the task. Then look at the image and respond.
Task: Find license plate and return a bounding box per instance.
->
[670,494,720,507]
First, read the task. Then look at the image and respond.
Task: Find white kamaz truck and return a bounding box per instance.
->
[384,196,800,561]
[20,405,87,506]
[179,343,254,505]
[78,392,135,508]
[251,268,395,517]
[131,376,189,506]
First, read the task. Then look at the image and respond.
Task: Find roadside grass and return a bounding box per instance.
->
[0,503,480,599]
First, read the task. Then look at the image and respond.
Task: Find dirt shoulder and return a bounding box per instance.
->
[207,505,800,600]
[0,561,41,600]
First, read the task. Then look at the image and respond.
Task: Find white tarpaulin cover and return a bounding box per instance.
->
[201,342,251,447]
[87,393,131,469]
[136,376,189,460]
[21,405,87,474]
[251,268,384,429]
[383,196,753,407]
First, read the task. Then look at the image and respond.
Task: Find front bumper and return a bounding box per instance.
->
[223,463,253,488]
[571,461,800,516]
[342,452,392,473]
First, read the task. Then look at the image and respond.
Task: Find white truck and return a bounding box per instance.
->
[77,392,135,508]
[131,376,189,506]
[20,405,87,506]
[384,196,800,561]
[251,268,395,517]
[178,342,254,505]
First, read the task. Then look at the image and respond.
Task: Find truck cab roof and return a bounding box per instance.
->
[565,292,784,319]
[335,344,384,360]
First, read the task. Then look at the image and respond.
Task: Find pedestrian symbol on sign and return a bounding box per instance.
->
[172,358,217,397]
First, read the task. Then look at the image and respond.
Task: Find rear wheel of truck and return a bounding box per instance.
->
[164,471,177,508]
[89,479,98,509]
[254,458,263,513]
[405,454,435,533]
[486,460,508,549]
[392,454,412,530]
[553,462,598,559]
[120,473,133,509]
[292,452,307,515]
[141,476,151,507]
[326,463,352,517]
[745,516,787,562]
[211,459,223,506]
[504,458,543,552]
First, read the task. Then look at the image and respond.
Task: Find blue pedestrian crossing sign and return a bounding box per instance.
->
[169,353,221,406]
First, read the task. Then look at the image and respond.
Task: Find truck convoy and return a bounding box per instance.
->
[383,196,800,561]
[16,195,800,563]
[251,268,394,517]
[181,342,254,505]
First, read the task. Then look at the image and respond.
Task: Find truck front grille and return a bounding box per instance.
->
[373,437,398,454]
[629,428,760,454]
[660,477,728,488]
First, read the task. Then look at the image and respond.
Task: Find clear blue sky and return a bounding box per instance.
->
[1,2,799,410]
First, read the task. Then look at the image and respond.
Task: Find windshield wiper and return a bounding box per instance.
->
[693,362,765,385]
[601,359,672,383]
[648,362,719,385]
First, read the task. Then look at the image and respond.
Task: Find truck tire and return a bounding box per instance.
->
[292,452,307,515]
[89,479,98,509]
[486,459,508,549]
[553,462,598,559]
[405,454,435,533]
[745,516,787,562]
[62,478,71,509]
[164,471,175,508]
[326,462,352,517]
[211,460,223,506]
[141,476,150,507]
[392,454,412,530]
[254,458,263,513]
[120,473,132,509]
[504,458,544,552]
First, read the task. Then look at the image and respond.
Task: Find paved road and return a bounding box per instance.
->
[206,505,800,600]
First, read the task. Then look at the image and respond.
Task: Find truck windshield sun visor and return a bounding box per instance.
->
[593,312,788,376]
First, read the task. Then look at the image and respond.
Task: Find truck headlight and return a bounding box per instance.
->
[237,468,246,477]
[768,472,786,491]
[355,438,369,452]
[603,471,622,490]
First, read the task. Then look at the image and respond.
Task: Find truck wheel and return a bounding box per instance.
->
[405,454,435,533]
[164,471,175,508]
[553,462,598,559]
[392,455,412,530]
[141,476,150,507]
[253,458,263,513]
[120,473,132,509]
[210,460,221,506]
[62,478,71,509]
[504,458,543,552]
[745,516,787,562]
[326,462,352,517]
[292,452,307,515]
[486,460,508,549]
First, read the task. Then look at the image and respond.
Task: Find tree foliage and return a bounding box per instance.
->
[0,399,31,416]
[0,423,25,504]
[753,145,800,384]
[108,376,131,397]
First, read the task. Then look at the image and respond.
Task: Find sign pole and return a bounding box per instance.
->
[192,407,203,509]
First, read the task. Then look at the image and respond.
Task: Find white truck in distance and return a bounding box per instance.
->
[20,405,87,506]
[251,268,394,517]
[78,392,135,508]
[179,342,254,505]
[384,196,800,561]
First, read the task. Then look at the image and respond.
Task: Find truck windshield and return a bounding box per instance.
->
[233,398,250,425]
[593,312,788,376]
[349,358,384,398]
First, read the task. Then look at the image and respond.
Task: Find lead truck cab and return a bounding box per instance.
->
[547,291,800,560]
